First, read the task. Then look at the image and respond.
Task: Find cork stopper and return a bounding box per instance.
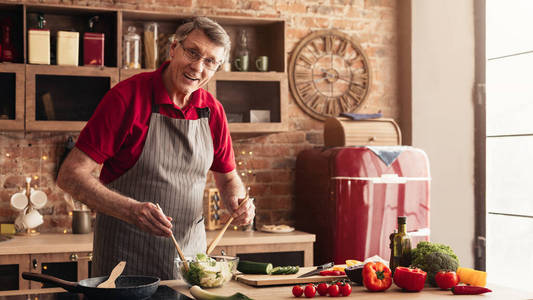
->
[397,216,407,225]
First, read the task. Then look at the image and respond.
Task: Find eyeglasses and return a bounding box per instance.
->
[178,41,222,71]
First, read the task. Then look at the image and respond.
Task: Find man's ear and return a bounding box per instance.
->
[169,41,178,58]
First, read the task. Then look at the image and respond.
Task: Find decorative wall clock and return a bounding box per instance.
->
[288,29,372,121]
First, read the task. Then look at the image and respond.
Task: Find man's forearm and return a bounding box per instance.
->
[214,170,246,206]
[56,148,136,224]
[58,169,135,222]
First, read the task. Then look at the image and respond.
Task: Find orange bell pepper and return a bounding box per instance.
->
[362,262,392,292]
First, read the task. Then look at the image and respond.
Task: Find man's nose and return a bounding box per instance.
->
[189,59,205,72]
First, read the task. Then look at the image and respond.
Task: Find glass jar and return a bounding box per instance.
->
[234,29,249,71]
[123,26,140,69]
[143,22,159,69]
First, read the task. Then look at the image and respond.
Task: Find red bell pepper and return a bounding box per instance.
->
[319,270,345,276]
[362,262,392,292]
[393,266,427,292]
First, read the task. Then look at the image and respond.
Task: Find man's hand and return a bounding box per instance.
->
[129,201,173,237]
[228,192,255,225]
[213,170,255,225]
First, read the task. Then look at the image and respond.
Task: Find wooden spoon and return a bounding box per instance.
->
[97,261,126,288]
[206,188,250,255]
[156,203,189,272]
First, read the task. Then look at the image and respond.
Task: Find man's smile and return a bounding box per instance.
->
[184,72,200,81]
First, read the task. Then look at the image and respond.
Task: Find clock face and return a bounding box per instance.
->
[288,30,372,121]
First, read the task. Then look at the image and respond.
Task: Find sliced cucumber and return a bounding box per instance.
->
[269,265,299,275]
[237,260,273,274]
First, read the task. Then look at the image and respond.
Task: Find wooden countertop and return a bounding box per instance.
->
[0,280,529,299]
[0,230,315,255]
[206,229,315,246]
[166,279,532,300]
[0,233,93,255]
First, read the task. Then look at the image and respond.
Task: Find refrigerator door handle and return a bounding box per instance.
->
[408,228,430,237]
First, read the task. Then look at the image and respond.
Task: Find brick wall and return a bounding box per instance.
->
[0,0,399,233]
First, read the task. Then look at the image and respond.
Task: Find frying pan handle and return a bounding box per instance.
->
[22,272,79,292]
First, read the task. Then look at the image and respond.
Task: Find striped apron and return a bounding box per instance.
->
[92,101,213,280]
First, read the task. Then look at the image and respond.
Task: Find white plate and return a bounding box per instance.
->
[260,225,295,233]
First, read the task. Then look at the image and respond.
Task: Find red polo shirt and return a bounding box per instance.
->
[76,61,235,184]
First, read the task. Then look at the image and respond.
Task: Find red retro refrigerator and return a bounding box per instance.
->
[295,146,430,265]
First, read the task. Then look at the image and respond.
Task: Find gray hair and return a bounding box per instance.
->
[175,17,231,64]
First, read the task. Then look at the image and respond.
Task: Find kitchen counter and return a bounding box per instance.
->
[0,229,315,290]
[0,230,315,256]
[0,280,530,299]
[0,233,93,255]
[167,279,532,300]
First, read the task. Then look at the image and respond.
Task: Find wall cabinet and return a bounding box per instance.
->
[0,2,287,134]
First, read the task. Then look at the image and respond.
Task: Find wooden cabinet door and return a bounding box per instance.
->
[29,252,92,289]
[0,254,31,290]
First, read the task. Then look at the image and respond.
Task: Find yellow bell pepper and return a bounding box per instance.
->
[346,259,363,267]
[456,267,487,287]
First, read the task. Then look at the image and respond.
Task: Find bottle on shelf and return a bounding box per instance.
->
[389,216,412,274]
[1,17,15,62]
[233,29,249,72]
[123,26,141,69]
[28,13,50,65]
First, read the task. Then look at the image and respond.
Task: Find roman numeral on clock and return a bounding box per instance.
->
[298,55,314,68]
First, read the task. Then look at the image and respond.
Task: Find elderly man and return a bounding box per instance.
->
[57,17,254,279]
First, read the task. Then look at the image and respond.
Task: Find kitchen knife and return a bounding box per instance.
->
[297,262,334,278]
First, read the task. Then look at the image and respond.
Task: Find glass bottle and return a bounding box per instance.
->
[234,29,249,71]
[389,216,412,274]
[123,26,140,69]
[143,22,158,69]
[1,18,15,62]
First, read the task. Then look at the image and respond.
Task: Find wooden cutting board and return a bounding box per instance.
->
[234,267,347,286]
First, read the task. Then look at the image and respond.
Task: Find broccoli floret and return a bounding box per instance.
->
[411,241,459,267]
[418,252,459,286]
[410,241,460,286]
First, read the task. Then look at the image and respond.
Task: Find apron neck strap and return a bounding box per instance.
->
[195,107,210,119]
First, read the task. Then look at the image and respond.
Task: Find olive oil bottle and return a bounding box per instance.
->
[389,216,412,274]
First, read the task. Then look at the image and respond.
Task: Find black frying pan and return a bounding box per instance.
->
[22,272,160,300]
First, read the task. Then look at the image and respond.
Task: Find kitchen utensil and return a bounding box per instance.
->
[235,265,346,287]
[297,262,334,278]
[345,264,365,285]
[22,272,159,300]
[156,203,188,272]
[206,188,250,255]
[72,209,92,234]
[97,261,126,288]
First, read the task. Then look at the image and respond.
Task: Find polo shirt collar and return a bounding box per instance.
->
[152,61,203,110]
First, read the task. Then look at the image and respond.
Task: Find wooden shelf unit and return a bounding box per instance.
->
[209,71,288,133]
[0,2,287,133]
[0,63,25,130]
[25,65,119,131]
